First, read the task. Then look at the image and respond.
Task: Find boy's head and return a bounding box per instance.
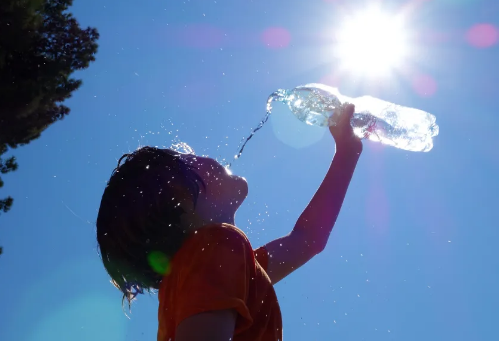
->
[96,146,247,305]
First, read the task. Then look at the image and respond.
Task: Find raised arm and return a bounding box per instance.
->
[263,104,363,284]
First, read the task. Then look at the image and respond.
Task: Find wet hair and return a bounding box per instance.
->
[96,146,205,308]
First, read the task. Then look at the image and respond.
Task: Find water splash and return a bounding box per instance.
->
[170,142,195,154]
[226,89,288,168]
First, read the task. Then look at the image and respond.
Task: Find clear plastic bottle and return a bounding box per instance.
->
[267,83,439,152]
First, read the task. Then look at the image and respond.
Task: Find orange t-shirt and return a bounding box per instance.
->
[157,223,282,341]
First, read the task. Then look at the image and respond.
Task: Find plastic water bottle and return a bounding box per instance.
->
[267,83,439,152]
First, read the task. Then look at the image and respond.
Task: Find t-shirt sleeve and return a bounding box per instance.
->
[174,228,253,333]
[254,245,269,272]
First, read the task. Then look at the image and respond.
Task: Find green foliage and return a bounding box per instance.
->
[0,0,99,254]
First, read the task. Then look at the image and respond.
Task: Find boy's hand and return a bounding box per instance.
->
[329,103,363,153]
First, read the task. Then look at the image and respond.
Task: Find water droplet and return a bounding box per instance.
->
[171,142,195,154]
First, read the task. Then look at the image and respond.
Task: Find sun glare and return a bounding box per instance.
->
[335,8,410,77]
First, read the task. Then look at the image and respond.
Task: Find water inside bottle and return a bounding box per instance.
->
[349,96,439,152]
[285,84,439,152]
[287,85,342,127]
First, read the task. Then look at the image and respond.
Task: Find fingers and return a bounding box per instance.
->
[343,103,355,119]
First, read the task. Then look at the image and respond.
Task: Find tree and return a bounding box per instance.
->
[0,155,18,213]
[0,0,99,255]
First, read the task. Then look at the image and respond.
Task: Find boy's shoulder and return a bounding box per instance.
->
[170,223,256,273]
[189,223,252,247]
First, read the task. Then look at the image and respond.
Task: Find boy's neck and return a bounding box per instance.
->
[200,213,235,226]
[183,211,236,231]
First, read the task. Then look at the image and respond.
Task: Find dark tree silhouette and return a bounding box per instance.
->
[0,0,99,255]
[0,155,18,215]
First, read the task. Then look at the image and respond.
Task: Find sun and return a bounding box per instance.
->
[334,7,410,77]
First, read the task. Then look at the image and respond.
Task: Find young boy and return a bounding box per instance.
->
[96,103,362,341]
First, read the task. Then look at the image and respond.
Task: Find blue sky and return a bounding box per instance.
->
[1,0,499,340]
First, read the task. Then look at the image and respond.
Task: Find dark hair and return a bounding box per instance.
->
[96,146,205,308]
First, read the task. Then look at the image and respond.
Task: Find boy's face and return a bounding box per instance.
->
[181,154,248,220]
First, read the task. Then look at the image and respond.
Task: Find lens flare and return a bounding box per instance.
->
[148,251,171,275]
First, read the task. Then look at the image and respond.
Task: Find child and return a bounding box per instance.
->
[97,103,362,341]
